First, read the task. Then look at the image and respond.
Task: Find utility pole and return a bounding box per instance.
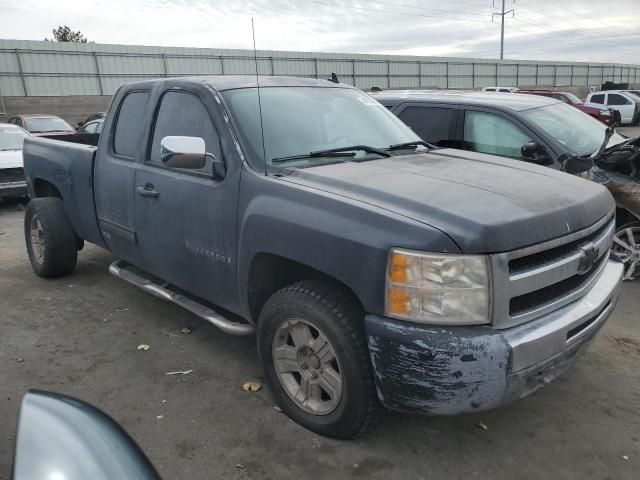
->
[493,0,514,60]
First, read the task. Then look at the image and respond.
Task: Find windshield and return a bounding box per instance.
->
[564,92,582,104]
[24,117,74,133]
[624,91,640,100]
[522,102,626,156]
[0,127,29,150]
[222,87,420,168]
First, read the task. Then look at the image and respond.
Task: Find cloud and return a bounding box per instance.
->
[2,0,639,64]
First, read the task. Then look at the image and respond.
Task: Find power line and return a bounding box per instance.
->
[487,1,639,62]
[515,2,638,42]
[513,16,640,59]
[357,0,493,17]
[296,0,495,23]
[508,20,639,63]
[516,0,631,31]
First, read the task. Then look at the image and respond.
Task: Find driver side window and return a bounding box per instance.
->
[463,111,531,158]
[149,90,221,173]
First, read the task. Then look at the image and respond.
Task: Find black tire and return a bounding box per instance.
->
[24,197,78,278]
[257,281,379,439]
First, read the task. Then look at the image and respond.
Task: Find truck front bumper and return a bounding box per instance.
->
[365,259,623,415]
[0,181,28,198]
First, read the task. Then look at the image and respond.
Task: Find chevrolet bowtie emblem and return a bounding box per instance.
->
[577,242,598,275]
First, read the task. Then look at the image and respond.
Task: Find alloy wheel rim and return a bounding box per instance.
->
[612,225,640,281]
[30,215,45,265]
[272,318,343,415]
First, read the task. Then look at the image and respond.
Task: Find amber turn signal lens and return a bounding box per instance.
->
[389,252,408,283]
[387,288,410,316]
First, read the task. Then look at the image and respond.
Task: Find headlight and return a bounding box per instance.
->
[601,110,611,116]
[385,248,491,325]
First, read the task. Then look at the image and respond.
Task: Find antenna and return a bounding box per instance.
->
[252,18,268,176]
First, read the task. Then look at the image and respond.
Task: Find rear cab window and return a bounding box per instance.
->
[113,91,150,158]
[590,94,605,104]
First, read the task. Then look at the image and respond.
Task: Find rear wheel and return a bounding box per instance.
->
[257,281,378,439]
[612,222,640,281]
[24,197,78,277]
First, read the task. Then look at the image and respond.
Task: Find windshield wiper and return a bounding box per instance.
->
[272,145,391,164]
[272,151,357,164]
[386,140,436,151]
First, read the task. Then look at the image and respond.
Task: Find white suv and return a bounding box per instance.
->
[586,90,640,125]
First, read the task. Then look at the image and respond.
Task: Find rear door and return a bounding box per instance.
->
[94,88,151,265]
[394,103,460,148]
[133,85,240,310]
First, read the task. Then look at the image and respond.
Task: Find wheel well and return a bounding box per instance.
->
[247,253,363,322]
[32,179,62,199]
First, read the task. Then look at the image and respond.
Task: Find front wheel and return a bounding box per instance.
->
[612,222,640,281]
[24,197,78,278]
[257,281,379,439]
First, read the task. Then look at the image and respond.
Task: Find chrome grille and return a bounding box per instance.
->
[491,212,615,329]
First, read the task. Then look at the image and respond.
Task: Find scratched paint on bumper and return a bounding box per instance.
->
[365,313,606,415]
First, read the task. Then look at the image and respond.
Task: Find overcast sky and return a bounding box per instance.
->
[3,0,639,63]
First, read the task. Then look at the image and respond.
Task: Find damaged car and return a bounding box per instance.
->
[374,89,640,280]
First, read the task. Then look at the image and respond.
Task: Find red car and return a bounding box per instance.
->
[7,114,76,136]
[518,90,620,127]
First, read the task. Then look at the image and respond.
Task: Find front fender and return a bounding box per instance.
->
[236,171,460,319]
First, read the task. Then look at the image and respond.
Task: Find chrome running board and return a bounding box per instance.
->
[108,259,255,336]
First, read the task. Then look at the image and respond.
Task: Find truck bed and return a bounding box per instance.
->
[23,136,105,248]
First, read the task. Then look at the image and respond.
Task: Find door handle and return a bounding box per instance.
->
[137,184,159,198]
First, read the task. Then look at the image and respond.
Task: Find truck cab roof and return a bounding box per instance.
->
[122,75,355,92]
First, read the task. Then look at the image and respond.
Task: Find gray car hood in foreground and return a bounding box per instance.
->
[281,149,614,253]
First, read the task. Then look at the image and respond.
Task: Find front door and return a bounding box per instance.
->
[134,86,240,312]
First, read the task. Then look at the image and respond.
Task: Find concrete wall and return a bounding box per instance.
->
[0,95,112,126]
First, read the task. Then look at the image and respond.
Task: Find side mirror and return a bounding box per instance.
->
[77,121,84,127]
[14,390,161,480]
[521,141,553,165]
[160,136,208,169]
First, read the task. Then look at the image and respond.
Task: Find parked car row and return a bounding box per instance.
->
[0,113,105,198]
[482,85,639,126]
[518,89,620,127]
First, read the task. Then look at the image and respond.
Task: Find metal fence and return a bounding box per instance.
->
[1,39,639,97]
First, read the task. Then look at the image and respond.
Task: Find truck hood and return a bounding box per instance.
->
[0,150,23,169]
[281,149,614,253]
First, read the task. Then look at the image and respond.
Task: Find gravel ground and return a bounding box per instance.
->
[1,194,639,480]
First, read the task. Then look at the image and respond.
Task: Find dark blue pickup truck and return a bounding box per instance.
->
[22,76,623,438]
